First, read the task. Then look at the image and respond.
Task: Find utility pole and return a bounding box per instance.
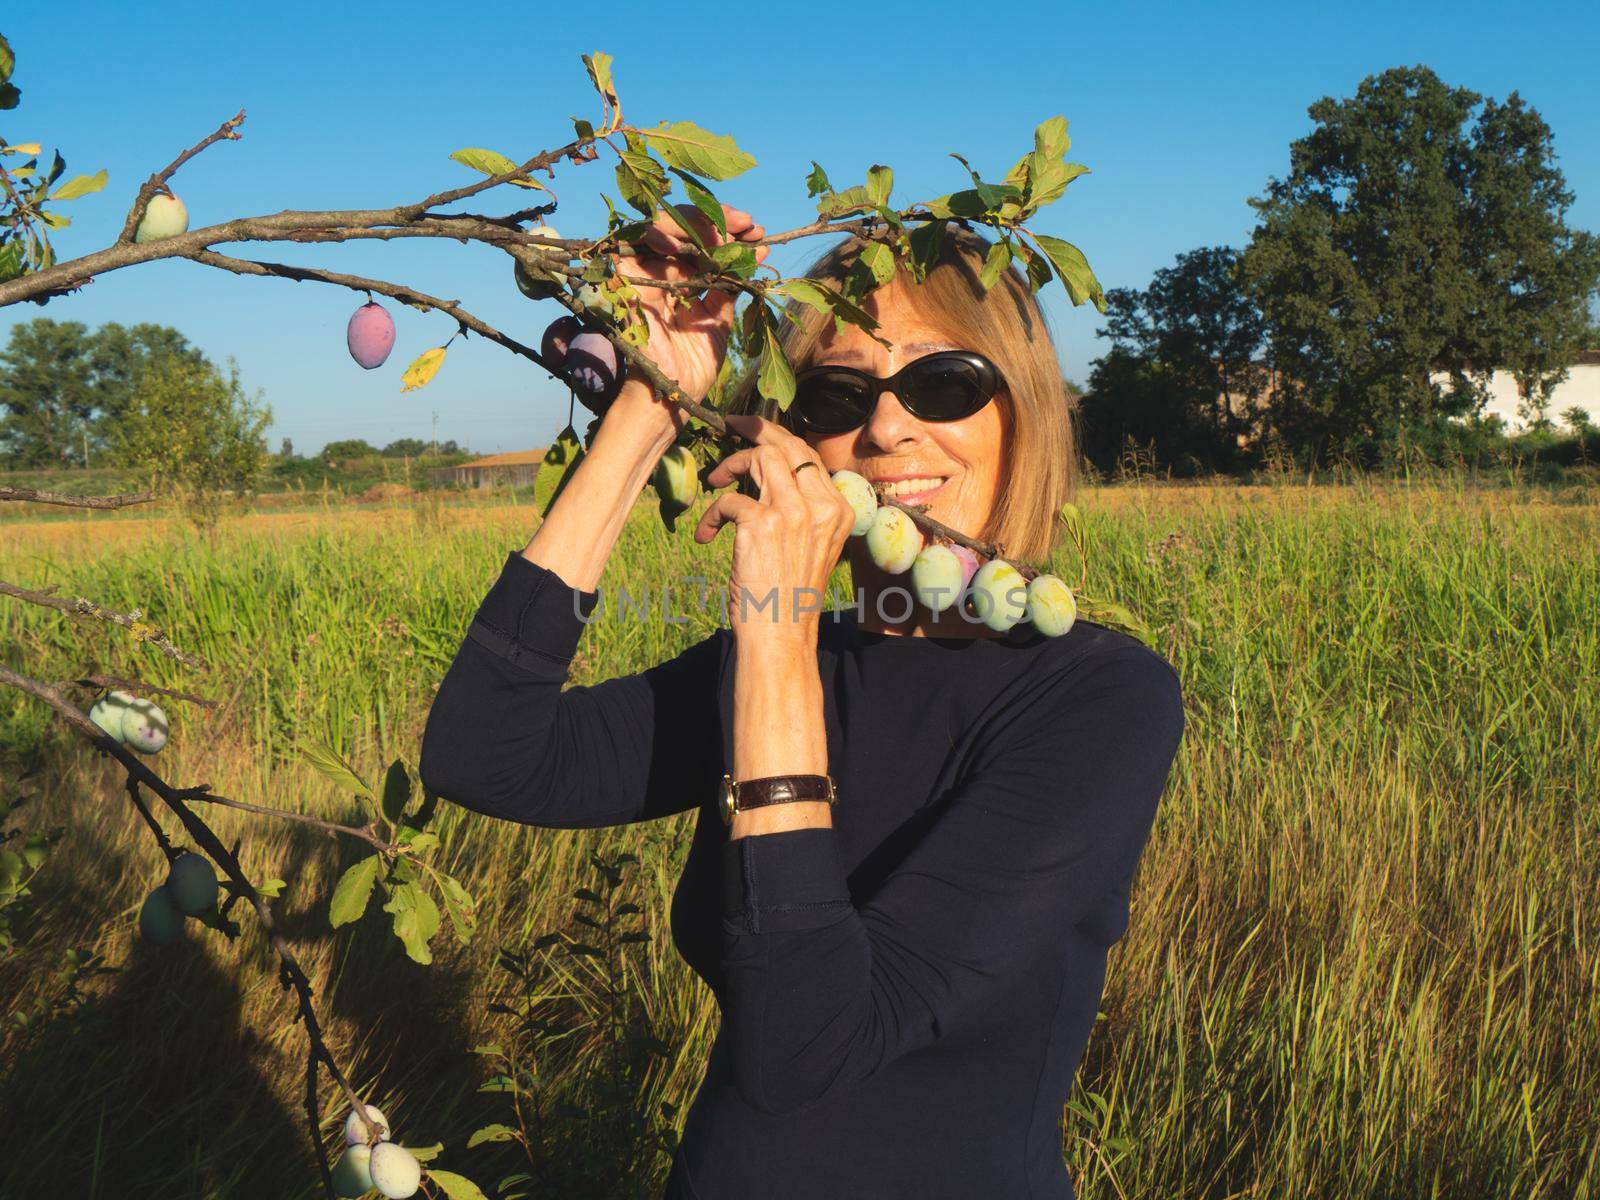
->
[430,410,439,458]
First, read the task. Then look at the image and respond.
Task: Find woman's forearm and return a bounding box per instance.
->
[729,637,833,839]
[521,377,676,592]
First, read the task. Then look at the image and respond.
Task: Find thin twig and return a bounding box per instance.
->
[0,579,206,670]
[116,109,247,245]
[53,674,219,709]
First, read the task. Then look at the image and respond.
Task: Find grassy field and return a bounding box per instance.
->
[1,476,1596,1199]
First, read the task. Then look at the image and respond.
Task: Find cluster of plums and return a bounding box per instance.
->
[333,1105,423,1198]
[89,689,169,754]
[830,470,1078,636]
[539,311,625,415]
[137,852,219,945]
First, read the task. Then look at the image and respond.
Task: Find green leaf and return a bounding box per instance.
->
[817,184,873,221]
[640,120,755,180]
[804,161,832,197]
[467,1124,519,1148]
[865,164,893,208]
[1026,161,1089,211]
[582,52,617,120]
[708,241,756,279]
[257,878,287,899]
[300,741,372,798]
[979,239,1012,291]
[856,242,897,288]
[428,1170,489,1200]
[534,425,585,519]
[1028,233,1105,310]
[51,169,107,202]
[572,117,595,140]
[771,278,833,318]
[383,880,442,965]
[38,211,70,230]
[0,34,14,85]
[404,1142,444,1163]
[614,149,667,218]
[439,873,477,943]
[921,189,989,220]
[666,167,726,238]
[0,84,19,112]
[329,857,381,928]
[906,218,947,283]
[1031,116,1071,172]
[1013,239,1053,294]
[448,148,542,190]
[758,322,796,411]
[380,759,412,825]
[1076,594,1153,646]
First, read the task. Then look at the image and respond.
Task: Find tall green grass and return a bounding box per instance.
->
[0,477,1596,1198]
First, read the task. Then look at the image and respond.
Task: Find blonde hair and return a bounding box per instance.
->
[724,225,1080,563]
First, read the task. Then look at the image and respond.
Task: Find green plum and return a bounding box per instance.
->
[652,445,701,531]
[514,223,567,301]
[911,544,967,613]
[138,884,184,945]
[967,559,1029,632]
[120,697,169,754]
[831,470,878,536]
[331,1144,375,1197]
[166,852,218,916]
[865,505,922,575]
[344,1103,391,1146]
[133,193,188,243]
[369,1143,422,1199]
[89,690,135,742]
[1026,573,1077,637]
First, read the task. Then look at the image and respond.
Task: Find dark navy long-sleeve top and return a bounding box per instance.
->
[419,551,1185,1200]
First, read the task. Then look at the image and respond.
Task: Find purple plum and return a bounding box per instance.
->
[540,315,584,372]
[347,302,395,370]
[565,330,623,415]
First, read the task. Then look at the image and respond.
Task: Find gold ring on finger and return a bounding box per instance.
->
[793,461,819,477]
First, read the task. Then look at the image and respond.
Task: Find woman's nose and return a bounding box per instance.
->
[859,390,922,452]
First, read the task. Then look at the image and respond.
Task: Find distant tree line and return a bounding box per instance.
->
[1078,66,1600,474]
[0,318,475,477]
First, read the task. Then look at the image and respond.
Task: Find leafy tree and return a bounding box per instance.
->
[278,436,296,460]
[381,436,429,457]
[320,437,376,462]
[1241,65,1600,466]
[1089,246,1266,470]
[0,318,204,467]
[111,355,272,528]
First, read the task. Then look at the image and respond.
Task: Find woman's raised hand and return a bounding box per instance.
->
[695,413,857,645]
[602,203,768,436]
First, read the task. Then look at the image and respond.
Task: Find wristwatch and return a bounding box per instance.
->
[719,773,838,826]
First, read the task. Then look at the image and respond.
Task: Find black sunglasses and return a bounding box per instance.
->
[784,350,1003,435]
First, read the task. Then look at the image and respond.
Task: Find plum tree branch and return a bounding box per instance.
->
[53,673,219,709]
[0,485,156,508]
[0,579,206,669]
[0,661,379,1188]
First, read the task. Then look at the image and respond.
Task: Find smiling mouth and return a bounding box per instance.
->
[874,476,950,503]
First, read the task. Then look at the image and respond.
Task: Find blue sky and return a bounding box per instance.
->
[4,0,1596,456]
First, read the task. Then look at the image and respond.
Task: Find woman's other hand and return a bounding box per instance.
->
[695,413,856,646]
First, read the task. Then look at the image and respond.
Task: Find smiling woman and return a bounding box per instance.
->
[419,208,1184,1199]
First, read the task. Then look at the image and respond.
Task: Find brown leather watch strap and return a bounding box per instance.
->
[735,774,836,809]
[721,773,837,824]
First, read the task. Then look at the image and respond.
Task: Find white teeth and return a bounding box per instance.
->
[880,477,945,498]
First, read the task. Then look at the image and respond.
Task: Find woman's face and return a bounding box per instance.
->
[797,283,1008,544]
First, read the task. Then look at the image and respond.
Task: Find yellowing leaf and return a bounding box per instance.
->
[448,147,545,191]
[51,169,108,201]
[6,142,41,156]
[401,347,446,393]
